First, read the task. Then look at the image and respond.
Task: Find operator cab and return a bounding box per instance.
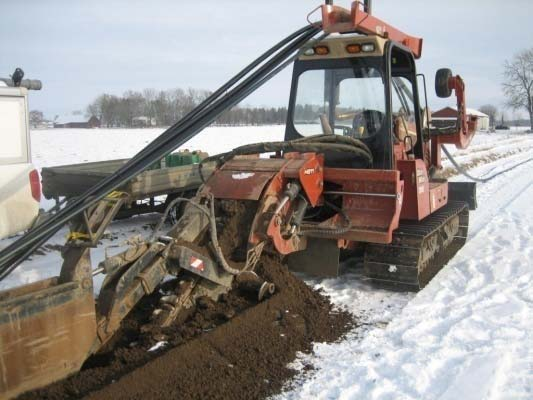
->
[285,34,424,170]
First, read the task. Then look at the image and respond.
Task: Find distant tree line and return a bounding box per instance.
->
[86,88,289,128]
[216,106,288,126]
[86,88,210,128]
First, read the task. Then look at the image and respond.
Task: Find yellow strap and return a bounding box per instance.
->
[106,190,127,199]
[67,231,91,241]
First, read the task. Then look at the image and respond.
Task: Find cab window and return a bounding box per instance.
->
[391,76,418,149]
[293,67,386,139]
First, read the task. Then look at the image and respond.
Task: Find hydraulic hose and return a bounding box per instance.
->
[207,196,241,276]
[441,145,533,183]
[199,133,372,182]
[299,200,352,237]
[149,195,241,275]
[149,195,240,276]
[149,197,209,243]
[0,24,321,279]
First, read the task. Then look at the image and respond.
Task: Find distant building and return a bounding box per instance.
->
[33,120,54,129]
[54,115,100,129]
[132,116,157,128]
[432,107,489,131]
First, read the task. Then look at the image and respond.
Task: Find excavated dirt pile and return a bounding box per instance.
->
[19,200,354,400]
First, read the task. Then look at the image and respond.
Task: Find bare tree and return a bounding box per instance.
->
[120,91,144,127]
[479,104,498,127]
[29,110,44,128]
[86,95,105,121]
[142,88,157,124]
[100,94,120,127]
[502,48,533,130]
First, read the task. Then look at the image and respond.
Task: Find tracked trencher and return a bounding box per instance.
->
[0,1,477,398]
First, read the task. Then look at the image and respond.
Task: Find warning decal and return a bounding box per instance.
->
[189,256,205,272]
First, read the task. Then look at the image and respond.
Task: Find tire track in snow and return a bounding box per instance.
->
[444,135,533,163]
[278,144,533,400]
[465,153,533,238]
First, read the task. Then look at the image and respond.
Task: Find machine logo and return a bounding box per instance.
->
[303,168,316,175]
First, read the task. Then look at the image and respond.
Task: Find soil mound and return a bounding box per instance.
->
[19,256,352,400]
[19,199,353,399]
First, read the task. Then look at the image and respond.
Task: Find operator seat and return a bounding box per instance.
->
[393,114,417,152]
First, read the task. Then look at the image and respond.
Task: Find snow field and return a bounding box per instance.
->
[30,126,285,169]
[1,127,533,399]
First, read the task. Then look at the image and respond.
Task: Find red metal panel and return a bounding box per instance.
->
[298,156,323,207]
[393,143,406,163]
[206,170,275,200]
[429,181,448,213]
[320,168,403,244]
[351,4,423,59]
[321,2,423,58]
[397,159,430,221]
[324,167,398,182]
[278,156,307,178]
[283,154,324,207]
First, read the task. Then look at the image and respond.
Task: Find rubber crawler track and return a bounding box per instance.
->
[364,201,469,290]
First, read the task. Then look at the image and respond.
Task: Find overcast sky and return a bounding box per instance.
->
[1,0,532,119]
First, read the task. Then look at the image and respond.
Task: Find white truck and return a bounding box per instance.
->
[0,68,42,239]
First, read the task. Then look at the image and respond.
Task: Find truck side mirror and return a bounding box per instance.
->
[435,68,453,98]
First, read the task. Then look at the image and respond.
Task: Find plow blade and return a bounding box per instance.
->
[0,278,96,399]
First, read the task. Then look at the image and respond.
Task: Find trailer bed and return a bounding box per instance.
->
[41,158,214,217]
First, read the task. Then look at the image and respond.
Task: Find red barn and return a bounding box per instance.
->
[432,107,489,131]
[54,115,100,129]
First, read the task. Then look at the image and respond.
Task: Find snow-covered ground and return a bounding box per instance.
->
[1,126,533,399]
[278,131,533,400]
